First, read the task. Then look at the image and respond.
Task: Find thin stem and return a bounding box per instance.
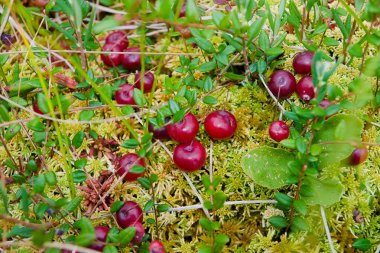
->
[320,207,337,253]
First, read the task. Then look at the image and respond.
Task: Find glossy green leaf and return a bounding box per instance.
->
[268,215,287,228]
[353,238,371,251]
[302,176,344,206]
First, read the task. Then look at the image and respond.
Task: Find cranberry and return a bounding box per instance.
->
[131,222,145,244]
[350,148,368,165]
[116,201,143,229]
[269,120,290,142]
[149,240,165,253]
[173,140,206,172]
[296,76,315,102]
[122,47,141,71]
[148,118,170,140]
[33,101,44,114]
[293,51,314,75]
[88,226,110,251]
[268,70,296,98]
[115,84,136,105]
[204,110,237,140]
[105,31,129,50]
[168,113,199,143]
[101,44,122,67]
[116,153,146,181]
[179,3,186,17]
[134,71,155,93]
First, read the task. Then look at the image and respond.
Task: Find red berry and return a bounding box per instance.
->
[115,84,136,105]
[296,76,315,102]
[268,70,296,98]
[116,153,146,182]
[88,226,110,251]
[168,113,199,143]
[101,44,122,67]
[350,148,368,165]
[293,51,314,75]
[149,240,165,253]
[204,110,237,140]
[173,140,206,172]
[33,101,43,114]
[122,47,141,71]
[131,222,145,244]
[179,3,186,17]
[116,201,143,228]
[148,118,170,140]
[269,120,290,142]
[105,31,129,50]
[134,71,155,93]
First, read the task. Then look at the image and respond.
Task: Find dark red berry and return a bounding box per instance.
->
[296,76,315,102]
[88,226,110,251]
[293,51,314,75]
[168,113,199,143]
[269,120,290,142]
[149,240,165,253]
[173,140,206,172]
[115,84,136,105]
[268,70,296,98]
[131,222,145,244]
[134,71,155,93]
[350,148,368,165]
[122,47,141,71]
[116,153,145,181]
[148,118,170,140]
[116,201,143,229]
[204,110,237,140]
[101,44,122,67]
[33,101,43,114]
[105,31,129,50]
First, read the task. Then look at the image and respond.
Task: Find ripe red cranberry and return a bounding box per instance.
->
[101,44,122,67]
[131,222,145,244]
[148,118,170,140]
[149,240,165,253]
[105,31,129,50]
[88,226,110,251]
[269,120,290,142]
[115,84,136,105]
[350,148,368,165]
[116,201,143,229]
[296,76,315,102]
[173,140,206,172]
[122,47,141,71]
[134,71,155,93]
[116,153,146,181]
[268,70,296,98]
[33,101,43,114]
[293,51,314,75]
[168,113,199,143]
[204,110,237,140]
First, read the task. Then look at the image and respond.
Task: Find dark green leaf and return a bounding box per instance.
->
[118,227,136,247]
[79,110,94,121]
[203,96,218,105]
[268,215,287,228]
[110,201,124,213]
[157,204,170,212]
[133,88,146,106]
[353,238,371,251]
[72,130,85,149]
[121,139,139,149]
[73,170,87,183]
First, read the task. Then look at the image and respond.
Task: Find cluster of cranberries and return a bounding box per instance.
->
[148,110,237,172]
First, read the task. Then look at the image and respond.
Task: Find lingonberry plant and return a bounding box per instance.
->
[0,0,379,252]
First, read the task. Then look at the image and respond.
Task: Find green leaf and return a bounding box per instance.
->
[348,77,373,108]
[268,215,287,228]
[302,176,344,206]
[291,216,309,232]
[137,177,151,189]
[274,193,293,211]
[323,37,340,46]
[72,130,85,149]
[7,225,33,238]
[73,170,87,183]
[44,171,57,185]
[353,238,371,251]
[0,105,10,122]
[241,147,293,189]
[214,234,229,252]
[185,0,200,22]
[157,204,170,212]
[103,245,118,253]
[314,114,363,168]
[203,96,218,105]
[121,139,139,149]
[27,118,45,132]
[213,192,226,209]
[198,245,213,253]
[93,16,121,34]
[74,158,87,169]
[129,165,145,174]
[194,38,215,53]
[169,98,180,114]
[248,16,266,43]
[293,199,307,215]
[200,218,213,231]
[133,88,146,106]
[198,61,217,73]
[110,201,124,213]
[79,110,94,121]
[5,124,21,140]
[348,43,363,57]
[33,175,45,193]
[118,227,136,247]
